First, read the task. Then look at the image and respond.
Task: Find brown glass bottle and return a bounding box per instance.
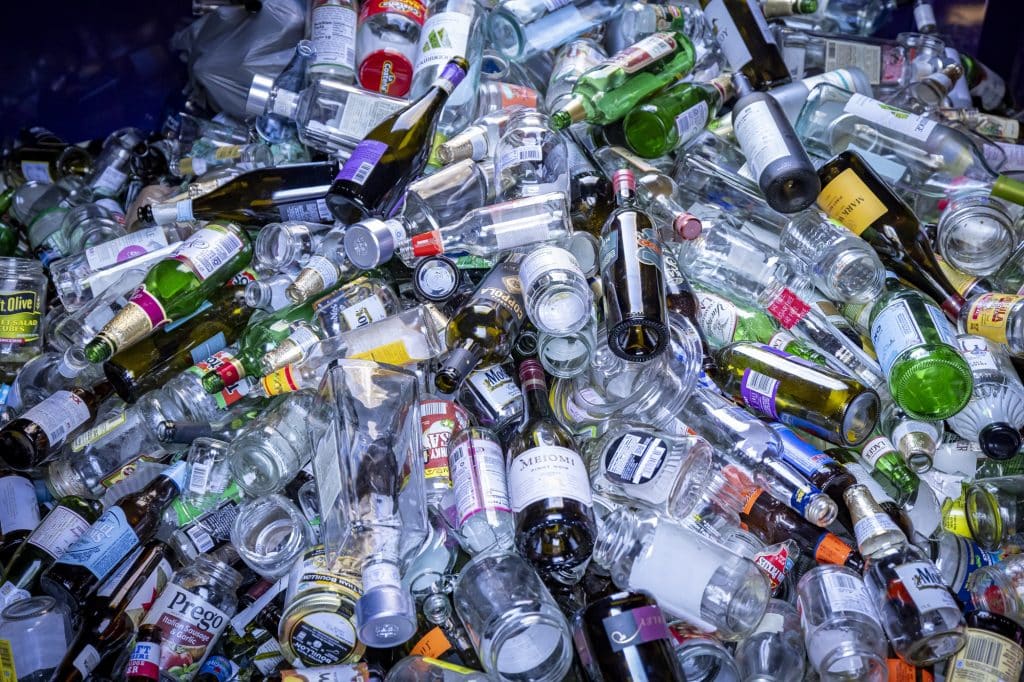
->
[600,169,669,362]
[664,256,716,375]
[0,380,115,471]
[125,623,163,681]
[817,150,965,318]
[40,462,187,610]
[507,360,596,585]
[404,592,482,669]
[698,0,792,89]
[769,423,859,530]
[568,147,615,237]
[741,488,865,572]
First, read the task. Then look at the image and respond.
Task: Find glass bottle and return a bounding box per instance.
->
[947,335,1024,460]
[228,391,320,496]
[622,75,733,160]
[448,426,515,556]
[518,245,592,337]
[308,0,358,81]
[436,107,529,165]
[698,0,791,89]
[959,292,1024,357]
[945,610,1024,682]
[495,110,568,201]
[545,38,607,114]
[486,0,623,60]
[846,484,967,666]
[231,494,314,579]
[355,0,426,96]
[768,423,858,530]
[0,257,48,377]
[935,193,1018,277]
[734,598,805,682]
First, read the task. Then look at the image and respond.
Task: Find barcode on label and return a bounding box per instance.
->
[189,461,212,495]
[965,636,1003,668]
[186,525,215,553]
[640,445,663,479]
[352,162,374,184]
[746,371,777,395]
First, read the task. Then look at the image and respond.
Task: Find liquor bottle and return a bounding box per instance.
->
[768,423,858,530]
[958,292,1024,357]
[486,0,623,61]
[868,276,972,421]
[83,222,253,363]
[308,0,358,81]
[0,380,114,471]
[698,0,792,89]
[600,169,669,362]
[506,360,596,585]
[816,151,967,317]
[0,495,104,606]
[622,74,733,158]
[2,127,92,187]
[845,485,967,666]
[715,342,879,446]
[549,31,697,130]
[545,38,607,114]
[495,110,570,201]
[6,346,103,413]
[435,107,529,165]
[102,285,252,403]
[138,161,338,226]
[731,73,820,214]
[836,428,920,503]
[885,63,963,115]
[947,335,1024,460]
[0,467,40,556]
[325,58,469,222]
[434,254,527,394]
[171,140,273,178]
[573,591,686,680]
[39,461,187,610]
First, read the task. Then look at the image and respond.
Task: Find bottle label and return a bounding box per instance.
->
[496,145,544,175]
[451,433,511,524]
[817,167,888,235]
[187,350,253,409]
[466,365,522,421]
[183,502,241,554]
[194,655,232,682]
[601,604,671,652]
[85,227,170,270]
[305,255,341,289]
[732,100,791,178]
[892,561,958,613]
[125,640,162,680]
[476,276,526,325]
[172,225,245,282]
[279,198,333,223]
[0,581,30,608]
[508,445,593,512]
[21,160,53,183]
[143,583,231,680]
[611,33,677,74]
[853,512,901,547]
[964,293,1022,344]
[57,506,140,580]
[415,11,471,71]
[820,570,878,619]
[754,543,793,591]
[935,256,980,298]
[26,504,92,559]
[674,100,709,145]
[824,40,883,84]
[410,626,453,658]
[843,93,937,142]
[253,638,284,674]
[0,474,37,535]
[957,335,1000,375]
[870,299,925,375]
[420,397,470,481]
[358,0,425,24]
[603,432,668,486]
[948,628,1024,681]
[312,1,357,70]
[336,139,388,185]
[0,289,42,345]
[776,428,837,477]
[696,291,739,342]
[21,389,92,446]
[349,339,416,365]
[337,92,406,140]
[860,435,898,468]
[765,287,810,330]
[497,83,538,109]
[814,533,854,566]
[740,369,780,419]
[338,294,388,331]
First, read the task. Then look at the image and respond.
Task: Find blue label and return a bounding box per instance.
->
[953,536,1002,607]
[196,655,232,682]
[189,331,227,365]
[771,423,837,478]
[56,507,139,580]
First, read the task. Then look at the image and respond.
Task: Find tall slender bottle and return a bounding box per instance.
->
[506,360,596,585]
[698,0,792,89]
[600,169,669,362]
[326,57,469,222]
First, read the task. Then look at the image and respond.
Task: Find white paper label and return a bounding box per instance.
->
[173,226,244,281]
[280,198,332,223]
[853,513,901,547]
[497,145,544,173]
[492,217,553,251]
[92,165,128,195]
[0,474,38,535]
[21,160,53,183]
[450,436,511,524]
[312,4,357,69]
[72,644,102,676]
[415,12,471,71]
[508,445,593,511]
[958,336,1000,374]
[27,505,92,559]
[843,93,937,142]
[820,570,879,620]
[675,100,709,144]
[733,100,791,179]
[893,561,958,613]
[338,92,406,141]
[926,304,957,348]
[85,227,170,271]
[143,583,231,677]
[305,255,340,289]
[340,294,388,330]
[362,562,401,592]
[72,410,128,452]
[860,435,898,468]
[824,41,882,85]
[21,389,92,445]
[696,291,739,343]
[870,299,924,375]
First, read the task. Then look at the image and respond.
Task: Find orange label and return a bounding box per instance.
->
[965,293,1022,344]
[814,533,854,566]
[887,658,934,682]
[742,488,764,515]
[410,627,453,659]
[817,167,888,235]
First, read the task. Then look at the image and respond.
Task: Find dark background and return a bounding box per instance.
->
[0,0,1010,143]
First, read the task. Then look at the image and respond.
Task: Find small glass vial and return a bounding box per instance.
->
[734,598,806,682]
[593,506,770,640]
[518,245,592,336]
[448,426,514,555]
[0,257,47,375]
[231,494,315,579]
[453,551,574,681]
[796,565,887,681]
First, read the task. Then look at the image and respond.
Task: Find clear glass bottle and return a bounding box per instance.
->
[947,335,1024,460]
[536,314,597,379]
[936,193,1018,277]
[447,426,515,556]
[518,245,592,337]
[437,107,528,165]
[545,38,607,113]
[308,0,358,82]
[965,476,1024,550]
[494,110,568,201]
[967,554,1024,623]
[486,0,622,60]
[734,598,805,682]
[230,494,314,579]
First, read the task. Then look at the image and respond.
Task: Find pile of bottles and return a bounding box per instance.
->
[7,0,1024,680]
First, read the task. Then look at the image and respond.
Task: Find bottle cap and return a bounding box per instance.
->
[673,212,703,240]
[344,218,397,270]
[612,169,636,193]
[355,585,417,647]
[979,423,1022,460]
[245,74,276,116]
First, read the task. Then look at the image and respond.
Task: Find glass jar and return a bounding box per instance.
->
[279,545,365,667]
[0,596,74,682]
[0,257,47,375]
[967,553,1024,623]
[141,554,243,681]
[231,494,315,579]
[668,625,741,682]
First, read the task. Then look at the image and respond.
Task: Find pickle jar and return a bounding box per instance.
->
[0,257,47,376]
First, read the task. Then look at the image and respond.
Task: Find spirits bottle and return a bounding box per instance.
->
[138,161,337,226]
[252,41,316,144]
[868,277,972,421]
[622,74,733,159]
[486,0,623,60]
[506,360,596,584]
[769,423,858,530]
[6,346,103,413]
[83,222,253,363]
[436,107,529,165]
[495,110,569,201]
[600,169,669,362]
[959,292,1024,357]
[308,0,358,81]
[550,31,697,130]
[846,484,967,666]
[545,38,607,114]
[715,342,879,446]
[698,0,792,88]
[326,58,469,222]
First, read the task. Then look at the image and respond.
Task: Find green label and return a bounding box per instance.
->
[0,290,40,343]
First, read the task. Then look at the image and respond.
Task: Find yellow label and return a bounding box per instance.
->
[941,492,973,538]
[0,640,15,682]
[214,144,242,159]
[936,256,980,298]
[817,167,888,235]
[421,658,477,674]
[178,157,195,176]
[350,340,413,365]
[964,293,1023,344]
[947,628,1024,681]
[261,366,300,395]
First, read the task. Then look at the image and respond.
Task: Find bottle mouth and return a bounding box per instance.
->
[979,422,1023,460]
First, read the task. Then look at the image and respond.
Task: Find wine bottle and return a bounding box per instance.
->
[0,467,40,556]
[622,74,733,158]
[83,222,253,363]
[698,0,792,89]
[2,129,92,186]
[138,161,338,226]
[325,57,469,222]
[507,359,596,584]
[434,253,528,394]
[817,150,966,318]
[600,169,669,362]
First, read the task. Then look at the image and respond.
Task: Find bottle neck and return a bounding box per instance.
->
[519,359,552,420]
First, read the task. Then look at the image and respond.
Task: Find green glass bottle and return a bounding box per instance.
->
[831,429,921,503]
[84,222,253,363]
[550,31,697,130]
[0,187,20,257]
[868,276,972,420]
[623,74,733,158]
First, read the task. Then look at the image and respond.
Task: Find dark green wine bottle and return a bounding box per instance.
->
[326,57,469,222]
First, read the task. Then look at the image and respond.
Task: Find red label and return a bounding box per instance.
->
[411,230,443,258]
[419,397,470,480]
[766,288,810,329]
[358,0,425,23]
[358,50,414,96]
[129,286,170,329]
[753,545,790,590]
[125,641,161,680]
[498,83,538,109]
[214,357,244,387]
